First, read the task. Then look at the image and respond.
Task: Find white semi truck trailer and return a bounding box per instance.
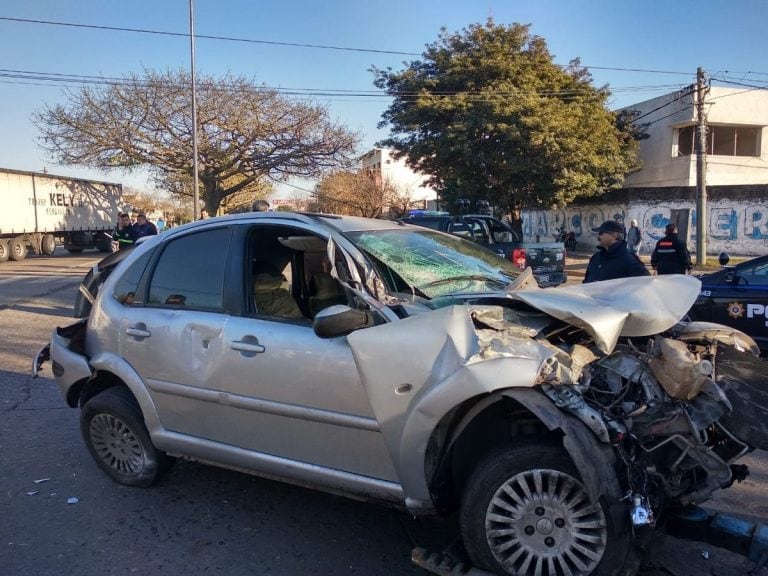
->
[0,168,122,262]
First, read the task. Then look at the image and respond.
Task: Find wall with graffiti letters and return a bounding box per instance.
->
[522,198,768,256]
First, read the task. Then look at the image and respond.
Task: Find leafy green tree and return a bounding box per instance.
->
[373,21,644,214]
[34,70,358,216]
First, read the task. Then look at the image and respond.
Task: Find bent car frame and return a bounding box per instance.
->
[34,212,768,576]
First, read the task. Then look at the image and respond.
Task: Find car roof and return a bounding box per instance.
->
[158,211,410,238]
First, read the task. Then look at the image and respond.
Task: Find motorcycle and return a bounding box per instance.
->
[555,228,577,251]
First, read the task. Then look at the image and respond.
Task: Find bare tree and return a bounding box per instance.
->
[313,170,417,218]
[34,70,359,216]
[313,171,384,217]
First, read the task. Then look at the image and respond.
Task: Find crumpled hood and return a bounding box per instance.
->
[509,275,701,353]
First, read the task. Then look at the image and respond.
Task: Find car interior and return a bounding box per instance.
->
[247,226,350,321]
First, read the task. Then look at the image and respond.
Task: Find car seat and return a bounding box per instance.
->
[308,272,347,318]
[253,261,303,319]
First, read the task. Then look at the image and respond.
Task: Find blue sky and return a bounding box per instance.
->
[1,0,766,197]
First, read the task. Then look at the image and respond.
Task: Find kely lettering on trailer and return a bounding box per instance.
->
[48,193,82,207]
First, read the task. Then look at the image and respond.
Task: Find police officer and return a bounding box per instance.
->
[584,220,649,283]
[651,223,692,275]
[114,213,135,250]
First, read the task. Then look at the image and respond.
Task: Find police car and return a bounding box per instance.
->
[688,254,768,352]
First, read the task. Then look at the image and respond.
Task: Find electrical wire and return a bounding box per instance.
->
[0,16,421,56]
[3,16,763,79]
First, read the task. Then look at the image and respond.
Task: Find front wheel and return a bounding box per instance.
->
[460,440,631,576]
[80,387,171,487]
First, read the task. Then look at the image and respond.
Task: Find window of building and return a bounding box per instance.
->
[677,125,761,157]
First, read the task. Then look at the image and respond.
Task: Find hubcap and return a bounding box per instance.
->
[89,414,145,475]
[485,469,607,575]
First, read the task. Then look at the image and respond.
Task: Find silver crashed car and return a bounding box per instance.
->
[34,212,768,576]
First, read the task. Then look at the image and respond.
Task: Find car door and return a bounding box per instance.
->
[127,221,397,482]
[701,259,768,345]
[117,226,233,435]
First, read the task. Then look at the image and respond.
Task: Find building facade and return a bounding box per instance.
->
[360,148,437,211]
[522,87,768,255]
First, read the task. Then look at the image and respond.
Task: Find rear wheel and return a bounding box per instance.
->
[66,246,84,254]
[0,239,8,262]
[9,237,27,261]
[460,440,630,576]
[80,387,171,487]
[41,233,56,255]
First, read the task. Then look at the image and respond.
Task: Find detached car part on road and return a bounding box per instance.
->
[34,213,768,576]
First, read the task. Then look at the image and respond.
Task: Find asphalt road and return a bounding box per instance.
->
[0,250,764,576]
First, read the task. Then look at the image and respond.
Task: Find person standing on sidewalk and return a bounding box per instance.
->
[626,219,643,256]
[583,220,649,283]
[651,223,692,275]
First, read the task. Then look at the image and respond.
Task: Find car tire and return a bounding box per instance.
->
[9,237,27,261]
[80,387,171,488]
[65,246,84,254]
[459,439,631,576]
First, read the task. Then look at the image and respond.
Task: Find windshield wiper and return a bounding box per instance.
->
[416,275,509,290]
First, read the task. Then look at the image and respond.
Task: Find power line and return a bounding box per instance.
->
[0,67,688,101]
[3,16,762,79]
[626,86,695,122]
[714,78,768,90]
[0,16,421,56]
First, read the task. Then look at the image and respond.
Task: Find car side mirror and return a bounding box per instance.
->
[718,252,730,266]
[313,305,375,339]
[724,271,736,284]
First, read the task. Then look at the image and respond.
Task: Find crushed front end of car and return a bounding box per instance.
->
[347,273,766,574]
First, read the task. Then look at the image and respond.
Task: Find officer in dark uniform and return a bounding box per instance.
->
[584,220,649,283]
[114,213,135,250]
[651,223,692,275]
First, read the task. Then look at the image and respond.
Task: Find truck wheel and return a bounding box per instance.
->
[459,440,631,576]
[66,247,84,254]
[41,234,56,256]
[9,237,27,261]
[0,240,8,262]
[80,387,172,487]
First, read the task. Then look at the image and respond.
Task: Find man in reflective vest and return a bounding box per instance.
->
[114,213,135,250]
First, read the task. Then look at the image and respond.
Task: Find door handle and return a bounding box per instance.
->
[126,326,151,338]
[232,337,266,355]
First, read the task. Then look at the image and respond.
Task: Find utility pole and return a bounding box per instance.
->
[189,0,200,221]
[695,67,708,265]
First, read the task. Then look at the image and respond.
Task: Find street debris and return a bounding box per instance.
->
[25,491,39,496]
[702,550,710,559]
[67,497,79,504]
[34,478,51,484]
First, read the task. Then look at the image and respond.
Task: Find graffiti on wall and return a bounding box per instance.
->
[523,201,768,255]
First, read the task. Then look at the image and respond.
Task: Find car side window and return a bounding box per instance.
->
[466,218,490,243]
[488,219,520,242]
[738,261,768,285]
[450,221,473,239]
[147,228,230,310]
[113,249,154,306]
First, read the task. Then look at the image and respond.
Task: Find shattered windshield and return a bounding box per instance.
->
[346,228,520,298]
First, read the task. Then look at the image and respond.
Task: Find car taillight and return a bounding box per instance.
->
[511,247,527,269]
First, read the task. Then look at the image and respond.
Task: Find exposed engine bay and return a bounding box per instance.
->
[475,303,762,529]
